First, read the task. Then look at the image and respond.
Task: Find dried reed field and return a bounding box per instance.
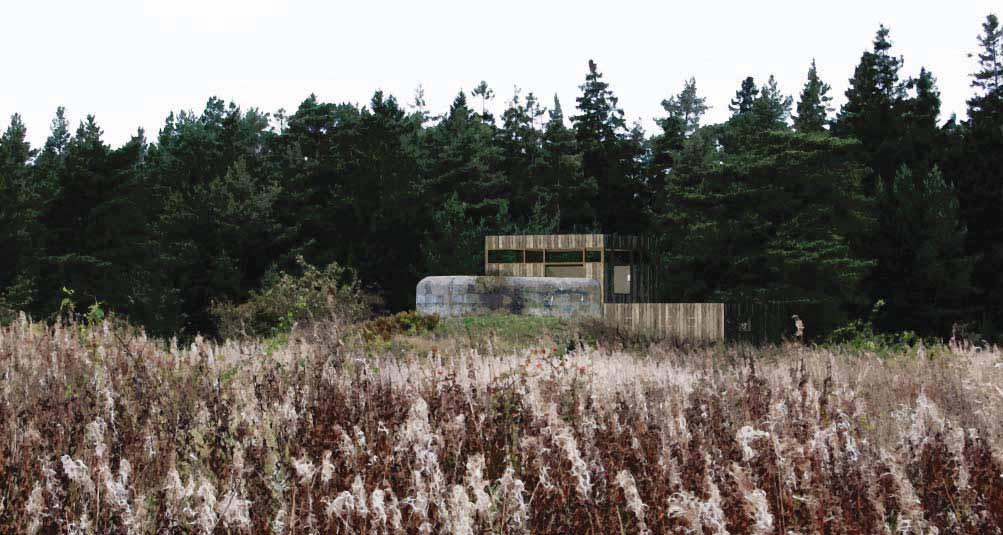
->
[2,315,1002,534]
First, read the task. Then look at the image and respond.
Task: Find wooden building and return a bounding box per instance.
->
[484,234,655,303]
[480,234,806,344]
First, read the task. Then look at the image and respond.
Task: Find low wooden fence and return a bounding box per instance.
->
[724,301,820,344]
[602,302,816,344]
[602,303,725,341]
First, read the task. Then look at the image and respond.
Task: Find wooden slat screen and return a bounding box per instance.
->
[602,303,725,341]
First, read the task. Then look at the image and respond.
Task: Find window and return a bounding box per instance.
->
[586,249,602,263]
[614,265,631,294]
[487,249,522,263]
[525,250,544,263]
[545,250,584,263]
[607,250,632,265]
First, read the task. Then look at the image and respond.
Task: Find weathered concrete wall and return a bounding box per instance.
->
[416,276,601,318]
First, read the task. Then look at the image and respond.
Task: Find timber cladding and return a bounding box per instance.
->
[484,234,655,304]
[602,303,726,341]
[470,235,806,343]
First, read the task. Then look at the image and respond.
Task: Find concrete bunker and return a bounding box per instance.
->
[416,275,601,318]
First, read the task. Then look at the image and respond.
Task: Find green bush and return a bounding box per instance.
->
[827,300,927,355]
[359,310,440,341]
[211,257,373,340]
[576,316,663,350]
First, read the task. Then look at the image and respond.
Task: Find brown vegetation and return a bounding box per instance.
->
[1,314,1001,533]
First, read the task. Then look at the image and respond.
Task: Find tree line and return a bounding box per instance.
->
[1,16,1002,339]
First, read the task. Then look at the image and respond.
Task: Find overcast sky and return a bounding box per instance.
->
[3,0,998,147]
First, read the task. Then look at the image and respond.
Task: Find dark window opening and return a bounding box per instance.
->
[525,250,544,263]
[488,249,523,263]
[586,249,602,263]
[607,250,632,265]
[546,250,584,263]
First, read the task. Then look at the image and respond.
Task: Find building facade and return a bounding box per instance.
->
[483,234,656,304]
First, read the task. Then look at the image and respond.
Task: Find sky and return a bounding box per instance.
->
[3,0,998,148]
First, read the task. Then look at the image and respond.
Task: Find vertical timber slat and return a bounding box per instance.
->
[600,303,726,342]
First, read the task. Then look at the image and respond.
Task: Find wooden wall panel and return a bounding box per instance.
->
[485,234,660,304]
[602,303,725,341]
[486,234,606,251]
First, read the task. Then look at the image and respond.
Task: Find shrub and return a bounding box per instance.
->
[576,316,663,350]
[827,300,929,355]
[211,256,373,339]
[358,310,440,341]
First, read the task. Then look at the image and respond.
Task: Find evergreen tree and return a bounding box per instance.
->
[720,76,793,155]
[947,14,1003,333]
[833,24,905,191]
[498,88,546,223]
[898,67,942,171]
[729,77,759,115]
[870,166,972,333]
[658,127,873,328]
[471,81,496,123]
[649,78,710,193]
[793,59,833,133]
[420,91,508,275]
[661,77,709,137]
[147,98,279,334]
[969,13,1002,108]
[424,91,506,219]
[39,117,159,323]
[39,107,71,166]
[342,91,424,309]
[0,115,41,312]
[571,60,645,233]
[751,75,793,129]
[540,95,592,231]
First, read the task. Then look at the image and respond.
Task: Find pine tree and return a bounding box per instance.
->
[945,13,1003,334]
[833,25,905,191]
[657,128,873,327]
[36,117,161,323]
[424,91,506,218]
[898,67,942,171]
[969,13,1002,110]
[40,107,71,164]
[419,90,508,275]
[661,77,708,137]
[498,88,546,223]
[540,95,593,231]
[721,76,793,154]
[147,98,278,335]
[869,166,972,332]
[356,91,424,309]
[752,75,793,129]
[571,59,644,233]
[572,60,627,145]
[793,59,833,133]
[0,115,41,312]
[729,77,759,115]
[471,81,496,123]
[650,78,709,194]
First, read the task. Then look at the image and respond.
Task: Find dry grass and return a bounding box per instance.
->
[2,314,1002,534]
